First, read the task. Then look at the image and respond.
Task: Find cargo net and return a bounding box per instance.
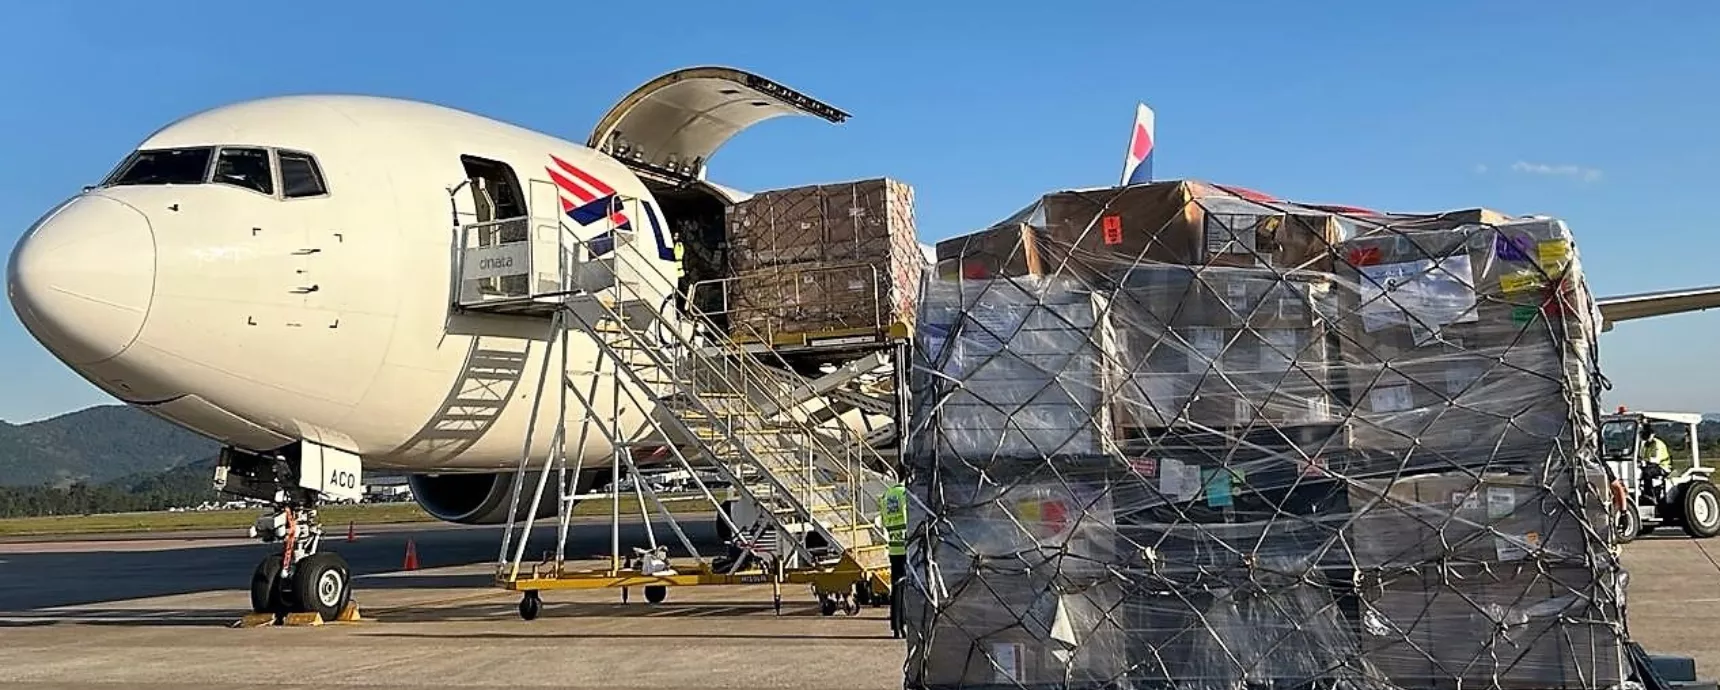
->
[902,182,1625,690]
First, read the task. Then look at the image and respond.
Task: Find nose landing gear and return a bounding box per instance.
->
[247,505,355,621]
[217,443,362,624]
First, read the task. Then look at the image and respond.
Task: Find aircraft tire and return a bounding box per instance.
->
[290,552,352,620]
[250,554,288,614]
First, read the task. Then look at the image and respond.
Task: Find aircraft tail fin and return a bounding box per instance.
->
[1120,102,1156,187]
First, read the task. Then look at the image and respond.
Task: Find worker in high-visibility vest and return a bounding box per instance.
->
[670,234,688,314]
[1641,425,1672,474]
[1640,425,1673,501]
[879,481,909,639]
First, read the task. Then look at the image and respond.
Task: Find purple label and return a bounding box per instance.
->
[1495,234,1534,262]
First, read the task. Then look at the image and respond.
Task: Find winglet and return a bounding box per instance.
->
[1120,102,1156,187]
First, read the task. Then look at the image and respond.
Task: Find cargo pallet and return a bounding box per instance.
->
[451,185,907,620]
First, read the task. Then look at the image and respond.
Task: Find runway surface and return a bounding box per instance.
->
[4,521,1720,689]
[0,517,905,689]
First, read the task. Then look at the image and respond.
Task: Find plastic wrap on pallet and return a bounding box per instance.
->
[723,178,923,338]
[902,180,1623,690]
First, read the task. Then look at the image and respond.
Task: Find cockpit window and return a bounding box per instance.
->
[107,147,214,186]
[213,147,274,195]
[278,151,327,198]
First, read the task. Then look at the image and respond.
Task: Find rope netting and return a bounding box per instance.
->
[901,181,1624,690]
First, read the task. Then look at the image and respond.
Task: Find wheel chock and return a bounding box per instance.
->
[282,612,325,626]
[233,603,361,628]
[333,602,364,623]
[233,613,279,628]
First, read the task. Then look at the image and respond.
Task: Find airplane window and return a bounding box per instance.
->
[213,147,274,195]
[106,147,214,186]
[278,151,327,198]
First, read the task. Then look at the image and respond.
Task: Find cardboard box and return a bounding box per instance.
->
[822,178,917,263]
[934,182,1346,282]
[1041,181,1345,272]
[933,222,1113,285]
[1345,470,1610,569]
[935,222,1052,280]
[727,178,917,271]
[1358,564,1625,689]
[1365,207,1515,235]
[1118,569,1358,688]
[1112,264,1338,330]
[727,184,824,269]
[1334,217,1600,456]
[917,279,1112,460]
[1104,266,1343,430]
[905,471,1128,689]
[727,258,921,338]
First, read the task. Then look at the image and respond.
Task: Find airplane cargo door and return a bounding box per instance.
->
[587,66,849,183]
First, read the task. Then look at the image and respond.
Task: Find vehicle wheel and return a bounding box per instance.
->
[249,554,288,614]
[290,552,351,620]
[819,595,838,617]
[519,592,541,621]
[1681,482,1720,538]
[854,582,873,607]
[1616,505,1641,544]
[644,585,667,604]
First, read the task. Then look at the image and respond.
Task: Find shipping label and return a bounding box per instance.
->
[1357,256,1479,333]
[1495,233,1536,262]
[1499,270,1547,296]
[1538,239,1572,277]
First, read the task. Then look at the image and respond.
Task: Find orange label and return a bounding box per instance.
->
[1102,215,1123,245]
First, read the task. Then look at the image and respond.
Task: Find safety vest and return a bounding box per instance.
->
[672,241,685,280]
[1645,437,1671,470]
[880,484,908,556]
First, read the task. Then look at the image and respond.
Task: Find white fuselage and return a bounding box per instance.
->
[7,95,677,474]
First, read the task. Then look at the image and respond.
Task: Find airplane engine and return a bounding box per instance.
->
[408,470,601,525]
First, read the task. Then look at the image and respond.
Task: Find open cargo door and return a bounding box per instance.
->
[588,66,848,184]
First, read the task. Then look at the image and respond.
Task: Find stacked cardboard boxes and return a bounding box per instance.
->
[904,187,1624,690]
[1335,217,1596,468]
[1108,265,1342,432]
[915,276,1111,461]
[904,461,1129,688]
[932,181,1345,284]
[725,178,923,338]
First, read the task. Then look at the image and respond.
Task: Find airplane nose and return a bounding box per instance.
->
[6,194,156,365]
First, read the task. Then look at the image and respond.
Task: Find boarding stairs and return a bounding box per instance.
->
[455,186,896,593]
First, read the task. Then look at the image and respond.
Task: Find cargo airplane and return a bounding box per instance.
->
[3,66,867,619]
[7,67,1719,620]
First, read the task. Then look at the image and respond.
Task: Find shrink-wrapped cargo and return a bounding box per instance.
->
[903,182,1622,690]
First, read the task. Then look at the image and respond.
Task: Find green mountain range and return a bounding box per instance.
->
[0,404,219,488]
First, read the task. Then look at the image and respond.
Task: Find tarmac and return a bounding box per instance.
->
[0,518,904,689]
[3,520,1720,689]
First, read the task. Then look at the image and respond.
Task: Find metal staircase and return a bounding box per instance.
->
[452,184,897,607]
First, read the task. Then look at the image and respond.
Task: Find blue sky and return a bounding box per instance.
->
[2,1,1718,422]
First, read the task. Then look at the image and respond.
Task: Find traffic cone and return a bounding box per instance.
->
[346,521,357,543]
[403,538,419,571]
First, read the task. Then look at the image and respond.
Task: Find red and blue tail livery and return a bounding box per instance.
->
[1120,102,1156,186]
